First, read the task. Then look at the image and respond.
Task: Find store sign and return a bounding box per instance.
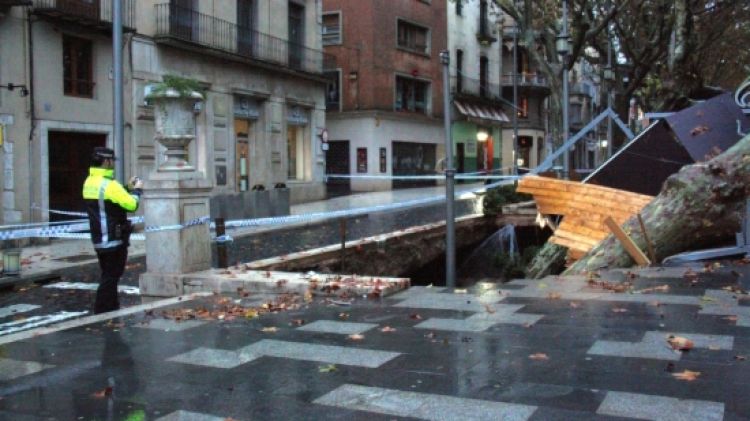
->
[287,106,309,126]
[234,96,261,119]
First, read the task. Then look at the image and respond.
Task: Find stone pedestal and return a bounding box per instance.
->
[138,171,213,297]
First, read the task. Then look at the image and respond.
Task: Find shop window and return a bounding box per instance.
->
[322,12,341,45]
[395,76,429,114]
[63,35,94,98]
[518,96,528,118]
[397,19,429,54]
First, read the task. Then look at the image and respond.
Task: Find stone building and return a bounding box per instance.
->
[0,0,329,227]
[322,0,447,193]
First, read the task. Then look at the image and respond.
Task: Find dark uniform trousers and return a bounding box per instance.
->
[94,245,128,314]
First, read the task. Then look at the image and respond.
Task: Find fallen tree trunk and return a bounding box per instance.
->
[526,242,567,279]
[566,133,750,275]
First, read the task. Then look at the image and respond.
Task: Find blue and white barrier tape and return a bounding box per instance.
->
[324,174,518,181]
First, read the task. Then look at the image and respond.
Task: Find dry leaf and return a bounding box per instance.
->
[547,292,562,300]
[528,353,549,360]
[454,289,467,294]
[91,387,113,398]
[348,334,365,341]
[380,326,397,333]
[291,319,305,326]
[672,369,701,381]
[723,315,739,322]
[667,336,695,351]
[484,304,496,314]
[338,312,350,320]
[304,290,313,303]
[244,309,258,319]
[318,364,337,373]
[261,327,278,333]
[635,285,669,294]
[735,355,746,361]
[410,313,423,320]
[569,302,580,308]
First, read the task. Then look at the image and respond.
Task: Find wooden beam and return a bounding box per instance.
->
[603,216,651,266]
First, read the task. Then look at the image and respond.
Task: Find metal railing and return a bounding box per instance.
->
[155,3,333,75]
[501,73,549,88]
[32,0,135,29]
[452,74,503,101]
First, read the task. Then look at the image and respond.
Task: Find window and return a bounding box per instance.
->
[322,12,341,45]
[456,49,463,93]
[479,56,489,98]
[479,0,489,35]
[286,106,309,180]
[455,0,462,15]
[397,19,429,54]
[518,96,528,118]
[63,35,94,98]
[395,76,429,114]
[324,70,341,111]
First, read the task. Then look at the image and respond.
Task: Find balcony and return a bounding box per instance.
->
[155,3,334,77]
[452,74,504,103]
[501,73,549,88]
[32,0,135,32]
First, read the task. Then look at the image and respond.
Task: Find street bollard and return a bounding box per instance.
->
[216,217,228,269]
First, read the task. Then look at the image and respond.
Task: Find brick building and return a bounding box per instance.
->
[322,0,447,192]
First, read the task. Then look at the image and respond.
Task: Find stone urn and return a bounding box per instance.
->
[147,87,203,172]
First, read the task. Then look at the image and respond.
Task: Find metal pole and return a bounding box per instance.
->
[606,35,613,158]
[216,218,228,268]
[339,218,346,272]
[561,0,570,179]
[113,0,124,183]
[512,24,519,175]
[440,50,456,288]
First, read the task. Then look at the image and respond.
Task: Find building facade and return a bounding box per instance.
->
[0,0,329,227]
[447,0,509,174]
[322,0,447,192]
[499,13,551,172]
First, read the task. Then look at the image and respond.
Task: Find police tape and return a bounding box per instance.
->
[324,174,518,181]
[2,177,519,240]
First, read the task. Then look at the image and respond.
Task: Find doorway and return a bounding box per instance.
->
[325,140,350,198]
[48,131,106,221]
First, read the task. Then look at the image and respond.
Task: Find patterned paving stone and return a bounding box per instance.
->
[394,291,503,312]
[0,304,41,319]
[597,391,724,421]
[154,410,226,421]
[415,304,544,332]
[134,318,207,332]
[296,320,377,335]
[699,289,750,326]
[0,358,54,381]
[314,384,538,421]
[169,339,401,370]
[588,331,733,361]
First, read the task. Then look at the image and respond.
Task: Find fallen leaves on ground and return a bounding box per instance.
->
[672,369,701,381]
[528,353,549,361]
[348,334,365,341]
[319,364,337,373]
[735,355,746,361]
[547,292,562,300]
[724,315,739,323]
[260,327,278,333]
[410,313,423,320]
[587,279,631,293]
[159,293,303,322]
[684,269,699,284]
[454,289,467,294]
[484,304,496,314]
[380,326,396,333]
[291,319,305,327]
[338,312,350,320]
[667,336,695,351]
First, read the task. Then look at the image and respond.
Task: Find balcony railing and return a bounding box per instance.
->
[33,0,135,30]
[155,3,334,76]
[501,73,549,88]
[453,74,503,102]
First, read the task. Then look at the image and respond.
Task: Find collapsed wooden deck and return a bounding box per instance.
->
[517,175,654,260]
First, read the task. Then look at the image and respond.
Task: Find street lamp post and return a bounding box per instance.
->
[512,23,519,176]
[440,51,456,289]
[113,0,124,183]
[605,36,614,159]
[556,0,571,179]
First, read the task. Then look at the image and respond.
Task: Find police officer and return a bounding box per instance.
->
[83,147,143,314]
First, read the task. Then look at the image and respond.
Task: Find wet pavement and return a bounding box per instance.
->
[1,262,749,420]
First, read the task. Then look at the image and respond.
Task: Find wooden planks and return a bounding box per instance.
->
[604,216,651,266]
[517,175,654,260]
